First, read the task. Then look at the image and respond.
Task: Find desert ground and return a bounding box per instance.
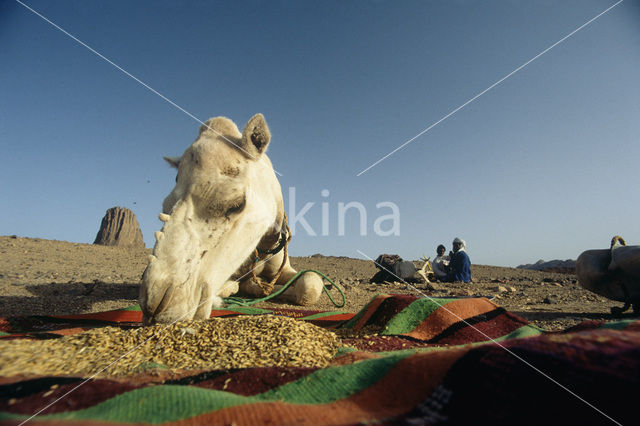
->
[0,235,630,331]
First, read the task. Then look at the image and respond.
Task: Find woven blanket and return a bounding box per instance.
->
[1,294,638,425]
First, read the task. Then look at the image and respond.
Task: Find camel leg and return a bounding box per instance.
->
[272,267,323,305]
[237,270,323,305]
[192,285,223,320]
[236,250,286,298]
[238,278,267,297]
[219,280,240,298]
[196,279,240,318]
[611,281,633,315]
[236,251,323,305]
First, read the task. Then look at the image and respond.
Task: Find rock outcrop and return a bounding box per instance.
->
[517,259,576,274]
[94,207,145,248]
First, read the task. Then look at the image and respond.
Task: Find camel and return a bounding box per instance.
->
[139,114,324,324]
[576,235,640,315]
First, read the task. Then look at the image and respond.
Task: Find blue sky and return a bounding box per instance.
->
[1,0,639,267]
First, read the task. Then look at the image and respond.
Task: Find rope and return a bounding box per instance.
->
[224,269,346,308]
[251,213,291,296]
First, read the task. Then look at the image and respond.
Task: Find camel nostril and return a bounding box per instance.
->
[140,281,176,324]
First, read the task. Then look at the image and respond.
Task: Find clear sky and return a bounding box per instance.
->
[1,0,639,267]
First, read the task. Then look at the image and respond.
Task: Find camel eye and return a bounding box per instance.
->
[225,196,246,217]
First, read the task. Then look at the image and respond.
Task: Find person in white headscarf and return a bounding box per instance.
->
[446,237,471,282]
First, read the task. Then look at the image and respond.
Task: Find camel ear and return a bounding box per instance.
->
[241,114,271,158]
[163,156,181,169]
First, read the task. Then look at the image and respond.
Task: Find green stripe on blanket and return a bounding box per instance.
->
[1,353,410,423]
[382,297,457,335]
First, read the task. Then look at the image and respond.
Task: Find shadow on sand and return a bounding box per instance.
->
[0,281,139,317]
[512,309,639,324]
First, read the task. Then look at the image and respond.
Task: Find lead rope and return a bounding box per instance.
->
[229,213,346,307]
[224,269,346,308]
[251,213,292,296]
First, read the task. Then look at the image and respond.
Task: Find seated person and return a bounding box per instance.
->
[432,244,450,281]
[445,237,471,283]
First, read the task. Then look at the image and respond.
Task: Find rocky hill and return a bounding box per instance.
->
[94,207,145,248]
[517,259,576,274]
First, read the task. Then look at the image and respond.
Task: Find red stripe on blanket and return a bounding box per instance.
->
[0,380,143,415]
[432,310,530,345]
[53,310,142,323]
[352,294,393,331]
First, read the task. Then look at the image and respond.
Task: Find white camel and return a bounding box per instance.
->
[139,114,324,324]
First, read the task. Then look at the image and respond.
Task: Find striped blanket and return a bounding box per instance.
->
[1,294,638,425]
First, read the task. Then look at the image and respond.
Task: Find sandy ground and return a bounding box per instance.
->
[0,236,630,331]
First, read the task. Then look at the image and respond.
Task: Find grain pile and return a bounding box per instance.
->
[0,315,341,377]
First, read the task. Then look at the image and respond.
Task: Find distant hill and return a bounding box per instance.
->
[516,259,576,274]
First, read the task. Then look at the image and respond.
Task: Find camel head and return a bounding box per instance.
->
[140,114,282,324]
